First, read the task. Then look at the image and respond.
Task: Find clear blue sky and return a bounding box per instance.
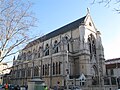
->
[30,0,120,60]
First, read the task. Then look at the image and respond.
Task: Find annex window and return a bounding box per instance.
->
[111,77,116,85]
[104,77,110,85]
[106,69,108,75]
[110,69,114,75]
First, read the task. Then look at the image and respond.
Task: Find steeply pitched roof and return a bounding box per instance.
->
[106,58,120,62]
[24,16,86,49]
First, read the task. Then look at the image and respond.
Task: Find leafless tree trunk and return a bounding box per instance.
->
[0,0,37,62]
[91,0,120,13]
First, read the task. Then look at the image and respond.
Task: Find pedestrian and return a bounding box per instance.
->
[17,85,20,90]
[5,83,9,90]
[53,86,57,90]
[25,85,28,90]
[49,87,52,90]
[14,85,17,90]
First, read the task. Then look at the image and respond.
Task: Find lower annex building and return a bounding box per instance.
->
[105,58,120,88]
[10,11,106,89]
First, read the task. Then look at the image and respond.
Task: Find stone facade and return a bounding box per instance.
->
[105,58,120,88]
[11,12,106,89]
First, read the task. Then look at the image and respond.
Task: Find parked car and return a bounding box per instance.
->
[9,84,15,90]
[14,85,20,90]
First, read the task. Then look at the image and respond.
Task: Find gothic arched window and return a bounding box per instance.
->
[45,44,49,56]
[33,49,37,59]
[47,64,49,75]
[92,65,98,76]
[88,34,96,59]
[38,46,42,58]
[53,40,59,53]
[45,64,48,75]
[28,51,32,60]
[64,36,70,51]
[34,66,39,76]
[58,62,61,74]
[27,68,31,77]
[23,53,26,60]
[92,65,99,85]
[44,64,49,75]
[56,62,58,74]
[42,65,45,75]
[53,62,55,75]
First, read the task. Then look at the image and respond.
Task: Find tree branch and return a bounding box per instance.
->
[0,0,37,62]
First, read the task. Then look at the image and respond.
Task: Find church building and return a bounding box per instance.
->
[11,10,106,90]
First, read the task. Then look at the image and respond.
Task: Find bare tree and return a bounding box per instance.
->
[91,0,120,13]
[0,0,37,62]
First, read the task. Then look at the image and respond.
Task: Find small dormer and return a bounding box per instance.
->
[79,73,86,86]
